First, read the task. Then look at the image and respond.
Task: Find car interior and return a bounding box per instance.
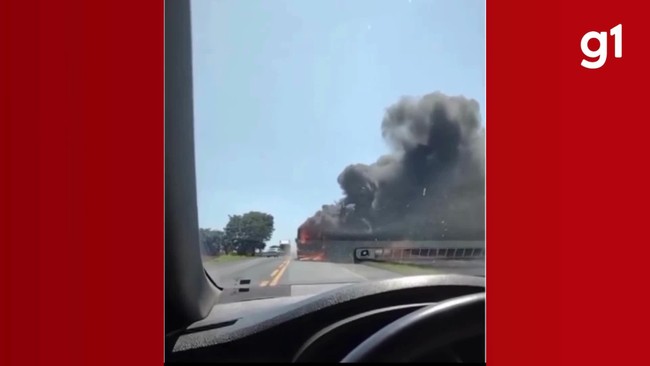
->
[164,0,485,362]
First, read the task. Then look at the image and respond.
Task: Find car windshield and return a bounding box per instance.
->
[191,0,485,295]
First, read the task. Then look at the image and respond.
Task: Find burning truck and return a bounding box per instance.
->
[296,226,485,263]
[296,91,485,263]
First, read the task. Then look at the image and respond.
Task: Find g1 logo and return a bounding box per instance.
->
[581,24,622,69]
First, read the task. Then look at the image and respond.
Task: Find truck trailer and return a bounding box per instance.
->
[296,227,485,264]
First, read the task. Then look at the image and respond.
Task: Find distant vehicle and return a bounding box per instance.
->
[260,246,281,258]
[279,240,291,255]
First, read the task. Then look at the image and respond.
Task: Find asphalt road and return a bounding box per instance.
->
[205,257,397,286]
[204,256,483,298]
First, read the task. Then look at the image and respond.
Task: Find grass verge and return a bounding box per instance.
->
[202,254,250,263]
[365,261,441,276]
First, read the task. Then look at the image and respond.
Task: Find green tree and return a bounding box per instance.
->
[199,228,225,256]
[224,211,275,255]
[223,215,243,254]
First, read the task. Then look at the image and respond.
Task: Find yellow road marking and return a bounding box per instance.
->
[270,269,279,277]
[260,280,269,287]
[269,259,290,286]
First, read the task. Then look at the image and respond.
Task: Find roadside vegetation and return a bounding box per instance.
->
[199,211,275,258]
[366,261,441,276]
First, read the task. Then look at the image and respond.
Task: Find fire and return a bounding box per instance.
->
[298,227,310,244]
[298,221,322,244]
[298,251,326,261]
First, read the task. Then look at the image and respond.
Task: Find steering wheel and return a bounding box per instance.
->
[341,292,485,363]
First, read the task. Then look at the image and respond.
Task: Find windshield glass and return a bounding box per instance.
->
[191,0,485,295]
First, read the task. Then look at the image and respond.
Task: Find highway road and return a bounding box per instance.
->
[204,256,398,293]
[203,256,484,299]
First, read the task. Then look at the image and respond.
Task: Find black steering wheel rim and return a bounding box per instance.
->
[341,292,485,363]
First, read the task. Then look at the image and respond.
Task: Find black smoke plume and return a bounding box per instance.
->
[300,92,485,241]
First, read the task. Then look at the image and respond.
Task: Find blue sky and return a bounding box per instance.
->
[190,0,485,247]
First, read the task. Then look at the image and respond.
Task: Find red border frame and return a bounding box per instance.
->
[487,0,648,364]
[2,0,647,365]
[1,1,163,365]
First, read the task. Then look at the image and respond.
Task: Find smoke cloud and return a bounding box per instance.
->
[300,91,485,241]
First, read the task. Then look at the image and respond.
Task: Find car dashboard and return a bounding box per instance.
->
[166,274,485,363]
